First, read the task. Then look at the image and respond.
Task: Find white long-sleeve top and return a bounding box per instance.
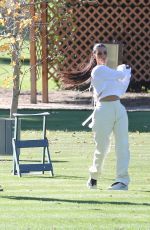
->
[91,64,131,104]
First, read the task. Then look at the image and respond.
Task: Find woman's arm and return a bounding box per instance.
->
[91,65,125,82]
[117,64,131,87]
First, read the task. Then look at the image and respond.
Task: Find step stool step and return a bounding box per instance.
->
[19,163,52,173]
[15,139,48,148]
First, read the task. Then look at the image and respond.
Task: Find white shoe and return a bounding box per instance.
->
[108,182,128,190]
[87,178,97,189]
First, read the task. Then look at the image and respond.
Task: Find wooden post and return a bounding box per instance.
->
[41,2,49,103]
[30,0,37,104]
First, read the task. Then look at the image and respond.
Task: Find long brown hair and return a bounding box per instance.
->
[60,43,107,90]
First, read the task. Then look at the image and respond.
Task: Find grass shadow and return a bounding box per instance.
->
[0,57,29,65]
[0,109,149,132]
[1,196,150,206]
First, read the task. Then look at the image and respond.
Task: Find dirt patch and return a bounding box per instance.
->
[0,88,150,110]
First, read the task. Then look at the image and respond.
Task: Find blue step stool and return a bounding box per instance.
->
[12,112,54,177]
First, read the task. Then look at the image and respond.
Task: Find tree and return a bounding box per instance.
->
[0,0,73,117]
[0,0,35,117]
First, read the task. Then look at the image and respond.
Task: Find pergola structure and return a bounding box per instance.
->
[30,0,150,103]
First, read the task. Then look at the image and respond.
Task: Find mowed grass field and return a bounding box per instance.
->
[0,39,58,92]
[0,112,150,230]
[0,62,59,92]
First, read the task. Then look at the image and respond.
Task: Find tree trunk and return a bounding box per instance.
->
[10,85,20,118]
[10,41,21,118]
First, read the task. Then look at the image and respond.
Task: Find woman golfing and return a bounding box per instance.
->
[61,43,131,190]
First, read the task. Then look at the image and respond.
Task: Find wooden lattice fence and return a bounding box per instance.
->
[30,0,150,103]
[58,0,150,90]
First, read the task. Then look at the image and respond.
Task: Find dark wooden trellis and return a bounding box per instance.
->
[30,0,150,103]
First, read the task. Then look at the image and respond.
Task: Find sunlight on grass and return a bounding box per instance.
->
[0,130,150,230]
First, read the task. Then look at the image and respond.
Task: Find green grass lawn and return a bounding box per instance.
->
[0,62,59,92]
[0,38,59,92]
[0,112,150,229]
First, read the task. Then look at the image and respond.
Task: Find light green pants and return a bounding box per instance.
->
[89,100,130,185]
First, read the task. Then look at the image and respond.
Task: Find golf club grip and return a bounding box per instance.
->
[126,65,130,69]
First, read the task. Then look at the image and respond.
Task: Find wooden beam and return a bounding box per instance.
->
[30,0,37,104]
[41,2,48,103]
